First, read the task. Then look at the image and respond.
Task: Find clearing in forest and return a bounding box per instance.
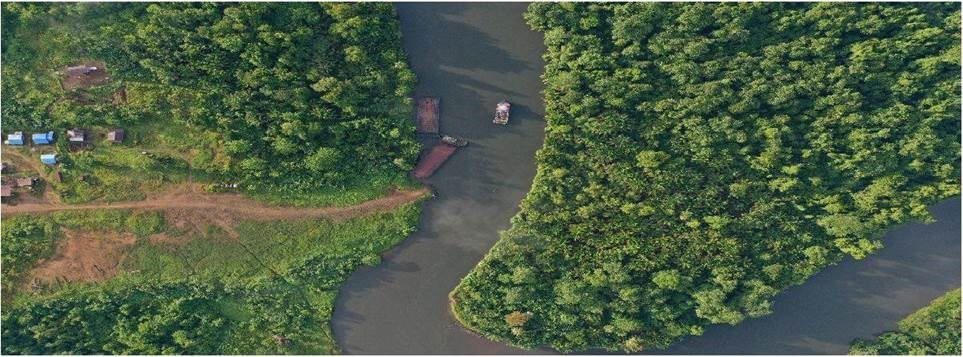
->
[24,229,137,288]
[60,61,110,90]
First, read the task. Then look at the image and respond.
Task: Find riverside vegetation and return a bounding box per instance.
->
[2,3,425,354]
[1,206,421,354]
[850,289,961,355]
[452,3,961,352]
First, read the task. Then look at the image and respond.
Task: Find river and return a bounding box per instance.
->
[332,3,546,354]
[332,3,962,354]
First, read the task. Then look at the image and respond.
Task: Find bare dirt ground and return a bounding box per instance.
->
[2,149,61,204]
[61,61,110,90]
[11,185,430,288]
[25,229,137,289]
[3,184,431,222]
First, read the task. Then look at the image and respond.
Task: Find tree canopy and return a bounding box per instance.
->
[1,3,419,196]
[452,3,960,352]
[850,289,961,355]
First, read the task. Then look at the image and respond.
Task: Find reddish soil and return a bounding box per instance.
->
[14,186,430,288]
[25,229,136,289]
[4,184,431,222]
[147,232,187,247]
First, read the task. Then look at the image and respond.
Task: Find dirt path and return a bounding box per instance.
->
[2,149,62,204]
[3,186,431,221]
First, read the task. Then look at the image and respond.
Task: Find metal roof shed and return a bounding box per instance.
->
[40,154,57,165]
[66,65,99,76]
[5,132,24,145]
[32,131,55,145]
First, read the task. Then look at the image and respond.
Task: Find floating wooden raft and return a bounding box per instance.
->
[416,97,440,134]
[412,140,458,179]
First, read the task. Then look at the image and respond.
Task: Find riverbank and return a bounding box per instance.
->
[331,3,548,354]
[331,3,961,354]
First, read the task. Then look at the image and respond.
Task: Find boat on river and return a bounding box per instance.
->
[493,100,510,125]
[416,97,440,133]
[412,135,467,179]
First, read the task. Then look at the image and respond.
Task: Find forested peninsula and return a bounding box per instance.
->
[452,3,961,352]
[850,289,961,355]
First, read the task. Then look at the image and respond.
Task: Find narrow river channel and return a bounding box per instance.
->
[332,3,547,354]
[332,3,962,354]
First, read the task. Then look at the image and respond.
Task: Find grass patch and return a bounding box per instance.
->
[245,171,419,207]
[1,203,423,354]
[850,288,961,355]
[0,210,164,300]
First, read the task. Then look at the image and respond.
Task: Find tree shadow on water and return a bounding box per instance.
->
[397,3,533,78]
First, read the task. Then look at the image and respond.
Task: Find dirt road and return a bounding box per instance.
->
[3,186,431,221]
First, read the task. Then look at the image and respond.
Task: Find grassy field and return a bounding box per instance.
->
[1,204,422,354]
[245,171,420,208]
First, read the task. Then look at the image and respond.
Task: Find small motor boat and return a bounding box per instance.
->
[493,100,510,125]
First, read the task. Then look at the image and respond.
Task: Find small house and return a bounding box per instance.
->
[107,128,125,143]
[5,132,24,146]
[66,65,99,76]
[40,154,57,165]
[16,177,35,188]
[32,131,55,145]
[67,128,87,143]
[1,186,11,198]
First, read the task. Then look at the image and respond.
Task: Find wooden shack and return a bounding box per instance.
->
[107,128,125,143]
[16,177,35,188]
[67,128,87,143]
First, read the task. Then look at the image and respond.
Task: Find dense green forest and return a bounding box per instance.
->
[850,289,961,355]
[1,2,418,202]
[452,3,961,352]
[1,205,422,354]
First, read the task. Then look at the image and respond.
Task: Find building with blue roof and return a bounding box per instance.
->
[40,154,57,165]
[32,131,55,145]
[5,132,24,145]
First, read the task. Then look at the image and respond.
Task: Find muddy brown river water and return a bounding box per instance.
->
[331,3,961,354]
